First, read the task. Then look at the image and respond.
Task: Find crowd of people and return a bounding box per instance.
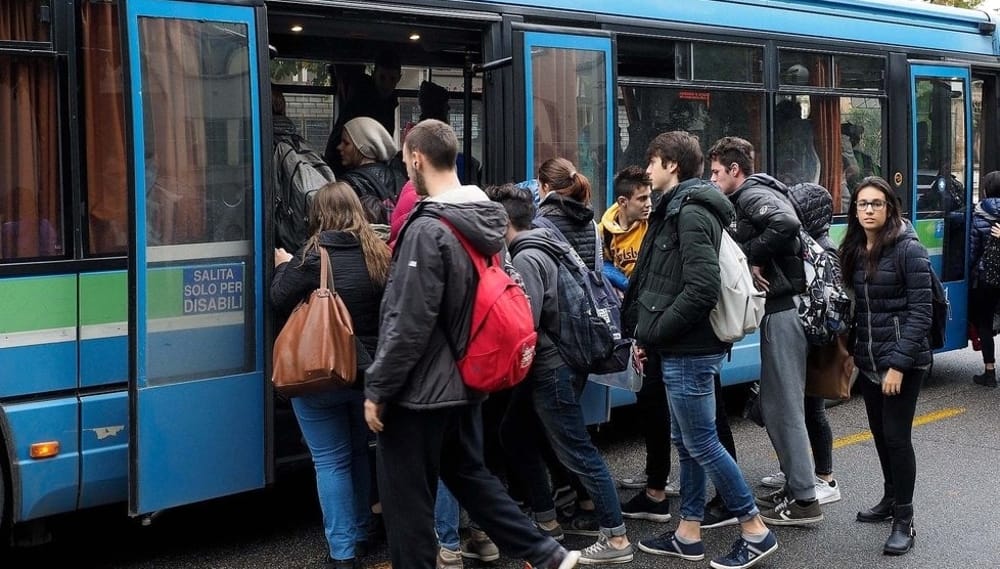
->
[268,58,999,569]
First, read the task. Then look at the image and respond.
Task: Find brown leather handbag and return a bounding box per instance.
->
[272,247,357,396]
[805,334,855,401]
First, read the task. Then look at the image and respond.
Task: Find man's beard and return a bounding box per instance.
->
[413,169,428,197]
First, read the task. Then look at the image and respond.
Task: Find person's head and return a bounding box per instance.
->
[271,86,286,116]
[305,181,391,285]
[840,175,903,280]
[645,131,703,192]
[537,158,591,203]
[373,50,402,100]
[338,117,397,168]
[418,81,450,123]
[982,170,1000,199]
[842,122,863,147]
[613,166,652,224]
[708,136,755,195]
[403,119,459,197]
[485,183,536,241]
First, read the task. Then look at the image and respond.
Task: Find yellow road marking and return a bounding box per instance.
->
[832,407,965,450]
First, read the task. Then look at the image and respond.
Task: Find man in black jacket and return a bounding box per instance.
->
[707,137,822,527]
[363,120,578,569]
[625,132,777,569]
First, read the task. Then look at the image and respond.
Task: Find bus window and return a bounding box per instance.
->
[618,86,763,178]
[531,46,608,206]
[82,0,128,255]
[270,58,333,151]
[772,95,883,215]
[0,1,50,42]
[0,55,62,261]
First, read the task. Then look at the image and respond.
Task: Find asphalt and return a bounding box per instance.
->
[3,347,1000,568]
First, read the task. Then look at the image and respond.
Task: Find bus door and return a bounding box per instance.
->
[123,0,266,515]
[909,64,972,350]
[514,30,617,423]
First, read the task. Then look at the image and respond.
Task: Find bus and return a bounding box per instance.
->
[0,0,996,540]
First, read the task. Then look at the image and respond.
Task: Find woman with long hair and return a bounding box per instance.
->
[271,181,391,569]
[536,157,597,268]
[838,176,933,556]
[969,171,1000,387]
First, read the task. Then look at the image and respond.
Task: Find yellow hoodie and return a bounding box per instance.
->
[600,203,647,278]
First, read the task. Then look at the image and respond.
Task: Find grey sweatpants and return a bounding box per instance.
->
[760,308,817,502]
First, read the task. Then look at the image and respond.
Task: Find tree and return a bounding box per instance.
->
[922,0,982,8]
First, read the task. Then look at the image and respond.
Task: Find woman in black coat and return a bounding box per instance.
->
[969,171,1000,387]
[838,176,933,557]
[271,181,391,569]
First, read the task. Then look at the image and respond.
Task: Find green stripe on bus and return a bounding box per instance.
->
[148,267,185,319]
[0,276,76,333]
[80,272,127,325]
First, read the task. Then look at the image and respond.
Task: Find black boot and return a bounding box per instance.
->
[973,369,997,387]
[857,492,894,523]
[883,503,915,555]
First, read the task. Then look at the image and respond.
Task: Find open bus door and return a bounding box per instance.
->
[514,30,617,423]
[123,0,267,516]
[908,63,972,351]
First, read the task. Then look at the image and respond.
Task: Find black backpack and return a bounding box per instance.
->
[979,235,1000,289]
[273,133,336,251]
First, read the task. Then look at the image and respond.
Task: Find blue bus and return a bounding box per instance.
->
[0,0,995,540]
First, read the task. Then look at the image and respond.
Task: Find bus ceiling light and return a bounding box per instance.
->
[30,441,60,459]
[409,33,421,41]
[291,25,303,33]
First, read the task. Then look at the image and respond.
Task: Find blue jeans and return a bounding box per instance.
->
[291,389,371,560]
[435,481,461,550]
[662,353,758,523]
[528,365,625,536]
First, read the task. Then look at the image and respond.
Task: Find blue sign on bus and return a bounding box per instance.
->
[183,264,244,314]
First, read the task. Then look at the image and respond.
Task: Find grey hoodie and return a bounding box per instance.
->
[508,228,568,373]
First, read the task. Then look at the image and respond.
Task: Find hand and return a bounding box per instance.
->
[274,248,293,266]
[882,369,904,396]
[991,223,1000,238]
[750,265,770,293]
[634,346,647,363]
[364,399,385,433]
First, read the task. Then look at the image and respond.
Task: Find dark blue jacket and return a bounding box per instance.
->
[970,198,1000,287]
[537,193,598,271]
[849,224,933,375]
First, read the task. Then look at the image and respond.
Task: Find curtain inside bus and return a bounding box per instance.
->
[811,59,845,213]
[0,3,60,260]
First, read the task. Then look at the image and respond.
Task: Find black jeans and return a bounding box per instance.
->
[377,403,561,569]
[859,369,926,506]
[804,395,833,476]
[637,351,671,490]
[971,286,1000,365]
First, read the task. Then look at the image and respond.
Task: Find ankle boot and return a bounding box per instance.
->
[973,369,997,387]
[883,503,915,555]
[857,493,894,523]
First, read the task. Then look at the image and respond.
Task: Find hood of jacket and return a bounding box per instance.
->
[539,192,595,225]
[731,173,789,202]
[600,203,647,236]
[893,219,921,247]
[415,185,508,257]
[976,197,1000,220]
[789,182,832,239]
[272,115,298,138]
[661,178,735,226]
[509,227,573,258]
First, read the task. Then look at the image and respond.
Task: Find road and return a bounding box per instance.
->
[4,347,1000,568]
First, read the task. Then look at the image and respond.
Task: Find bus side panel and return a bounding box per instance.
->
[3,399,79,522]
[80,272,128,388]
[0,275,78,398]
[78,392,128,510]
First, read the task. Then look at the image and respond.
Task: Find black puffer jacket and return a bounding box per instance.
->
[270,230,384,361]
[537,193,598,270]
[850,224,933,375]
[341,162,405,202]
[970,197,1000,286]
[623,178,732,355]
[789,182,835,251]
[729,174,806,312]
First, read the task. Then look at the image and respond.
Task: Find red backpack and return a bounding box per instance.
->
[442,221,537,392]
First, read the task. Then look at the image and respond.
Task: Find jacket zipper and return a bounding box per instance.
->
[865,281,876,371]
[893,316,901,341]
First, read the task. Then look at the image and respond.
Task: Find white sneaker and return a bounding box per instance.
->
[814,478,841,505]
[663,480,680,497]
[760,471,785,489]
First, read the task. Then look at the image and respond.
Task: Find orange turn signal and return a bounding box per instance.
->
[30,441,60,459]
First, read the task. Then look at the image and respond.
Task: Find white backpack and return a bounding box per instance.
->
[710,231,766,343]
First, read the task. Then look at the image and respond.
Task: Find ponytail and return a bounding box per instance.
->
[539,157,591,204]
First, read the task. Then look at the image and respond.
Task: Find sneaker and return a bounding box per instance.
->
[559,511,600,537]
[535,520,565,542]
[540,548,581,569]
[663,480,681,497]
[438,547,464,569]
[709,531,778,569]
[462,529,500,562]
[578,535,634,565]
[760,499,824,526]
[701,499,739,529]
[754,488,786,509]
[621,492,671,523]
[759,471,785,489]
[814,478,841,505]
[616,472,647,490]
[637,531,705,561]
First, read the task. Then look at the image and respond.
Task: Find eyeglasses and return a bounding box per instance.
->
[856,200,887,211]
